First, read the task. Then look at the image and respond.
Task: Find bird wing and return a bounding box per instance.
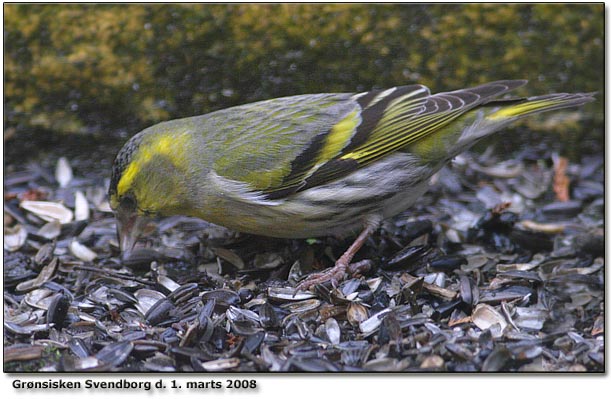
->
[208,92,359,197]
[211,80,527,200]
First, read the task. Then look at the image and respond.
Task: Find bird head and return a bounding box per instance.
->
[108,130,192,260]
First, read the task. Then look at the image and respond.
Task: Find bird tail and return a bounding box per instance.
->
[486,92,596,121]
[444,90,596,161]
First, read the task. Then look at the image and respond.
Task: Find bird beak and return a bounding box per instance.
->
[115,210,149,261]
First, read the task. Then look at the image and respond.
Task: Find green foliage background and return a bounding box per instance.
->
[4,4,603,146]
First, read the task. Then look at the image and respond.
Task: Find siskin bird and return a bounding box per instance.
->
[108,80,594,290]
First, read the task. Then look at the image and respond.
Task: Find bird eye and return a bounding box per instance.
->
[120,194,137,212]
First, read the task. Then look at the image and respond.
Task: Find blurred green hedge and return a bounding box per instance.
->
[4,4,603,139]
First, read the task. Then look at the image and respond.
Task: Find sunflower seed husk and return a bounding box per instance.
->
[213,247,245,269]
[200,289,241,312]
[70,240,97,262]
[4,345,46,363]
[16,258,59,293]
[471,304,507,338]
[21,200,74,224]
[4,224,28,251]
[134,289,166,315]
[324,317,341,345]
[347,302,369,326]
[482,347,512,371]
[513,307,548,330]
[95,341,134,367]
[359,308,392,335]
[4,322,51,335]
[74,191,90,221]
[199,357,240,371]
[157,275,181,292]
[268,287,316,301]
[36,220,61,240]
[420,355,444,369]
[55,157,73,188]
[474,159,525,178]
[280,299,321,313]
[46,293,71,327]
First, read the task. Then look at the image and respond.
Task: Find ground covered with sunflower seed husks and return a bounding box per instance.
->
[4,144,604,372]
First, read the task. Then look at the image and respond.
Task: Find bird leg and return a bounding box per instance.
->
[295,220,380,291]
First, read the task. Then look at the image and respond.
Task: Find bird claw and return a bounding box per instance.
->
[295,259,374,292]
[295,262,348,292]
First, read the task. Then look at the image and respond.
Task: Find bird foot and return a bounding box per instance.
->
[295,259,373,292]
